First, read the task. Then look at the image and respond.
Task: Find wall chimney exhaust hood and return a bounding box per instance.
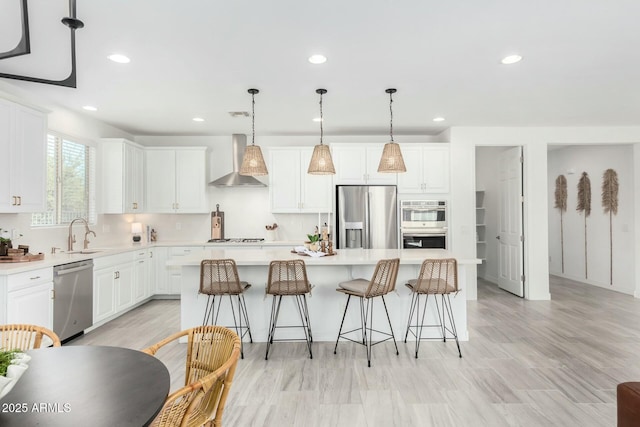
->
[209,134,267,187]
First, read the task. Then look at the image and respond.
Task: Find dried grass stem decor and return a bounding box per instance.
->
[554,175,568,273]
[576,172,591,279]
[602,169,619,285]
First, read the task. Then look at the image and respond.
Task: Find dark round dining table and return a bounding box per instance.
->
[0,345,170,427]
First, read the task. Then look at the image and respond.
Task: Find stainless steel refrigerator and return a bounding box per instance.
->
[336,185,398,249]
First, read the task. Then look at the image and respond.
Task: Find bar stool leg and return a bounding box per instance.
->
[381,295,399,357]
[203,295,215,325]
[365,297,373,367]
[294,294,313,359]
[265,295,283,360]
[238,294,253,343]
[404,291,418,343]
[434,294,446,342]
[334,295,352,354]
[416,293,430,358]
[443,294,462,358]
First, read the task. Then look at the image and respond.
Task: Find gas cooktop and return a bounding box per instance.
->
[207,238,265,243]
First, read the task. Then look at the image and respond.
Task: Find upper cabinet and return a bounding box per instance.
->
[0,99,46,212]
[145,147,208,213]
[397,143,450,194]
[331,144,397,185]
[269,147,332,213]
[100,139,144,214]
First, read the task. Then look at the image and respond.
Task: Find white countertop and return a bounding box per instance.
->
[168,248,481,267]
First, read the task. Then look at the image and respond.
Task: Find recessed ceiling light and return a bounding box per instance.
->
[433,117,445,122]
[308,54,327,64]
[192,117,205,122]
[501,54,523,65]
[82,105,97,111]
[312,117,323,122]
[107,54,131,64]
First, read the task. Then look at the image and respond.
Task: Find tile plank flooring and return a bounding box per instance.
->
[70,276,640,426]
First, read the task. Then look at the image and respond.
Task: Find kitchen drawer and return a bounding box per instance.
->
[93,252,135,270]
[7,267,53,292]
[170,247,203,256]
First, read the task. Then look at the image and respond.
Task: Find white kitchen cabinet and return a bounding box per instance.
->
[100,139,145,213]
[331,144,397,185]
[145,147,208,213]
[398,144,450,194]
[93,252,136,323]
[93,266,117,323]
[269,147,332,213]
[6,267,54,329]
[133,249,149,303]
[115,262,134,312]
[0,98,47,212]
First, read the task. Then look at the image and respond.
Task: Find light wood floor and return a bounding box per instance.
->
[70,276,640,426]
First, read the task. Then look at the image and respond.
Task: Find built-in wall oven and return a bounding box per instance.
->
[400,200,447,249]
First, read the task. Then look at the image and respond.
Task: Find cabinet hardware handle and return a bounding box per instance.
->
[51,289,55,300]
[12,196,17,206]
[139,260,144,264]
[133,202,138,209]
[139,252,145,256]
[18,196,21,205]
[30,276,41,280]
[150,252,153,258]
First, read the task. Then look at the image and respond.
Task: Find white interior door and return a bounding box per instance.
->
[497,146,524,297]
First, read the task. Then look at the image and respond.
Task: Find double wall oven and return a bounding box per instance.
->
[400,200,447,249]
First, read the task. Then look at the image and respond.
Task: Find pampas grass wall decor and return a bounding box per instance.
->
[601,168,619,285]
[554,175,568,273]
[576,172,591,279]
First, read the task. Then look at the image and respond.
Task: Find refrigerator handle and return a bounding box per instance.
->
[364,191,371,249]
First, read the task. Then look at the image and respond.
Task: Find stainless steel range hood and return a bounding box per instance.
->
[209,134,267,187]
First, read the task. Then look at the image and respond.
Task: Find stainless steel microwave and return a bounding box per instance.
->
[400,200,447,229]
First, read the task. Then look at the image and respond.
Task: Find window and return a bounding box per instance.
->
[32,134,96,226]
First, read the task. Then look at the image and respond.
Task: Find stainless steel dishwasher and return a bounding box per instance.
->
[53,260,93,342]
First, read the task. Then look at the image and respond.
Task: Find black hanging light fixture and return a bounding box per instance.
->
[307,88,335,175]
[239,88,269,176]
[378,88,407,173]
[0,0,84,88]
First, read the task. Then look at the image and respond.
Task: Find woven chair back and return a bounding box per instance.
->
[200,259,244,295]
[267,260,311,295]
[150,326,241,427]
[365,258,400,297]
[414,258,458,294]
[0,324,61,350]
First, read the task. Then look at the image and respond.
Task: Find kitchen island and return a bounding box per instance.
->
[169,248,480,343]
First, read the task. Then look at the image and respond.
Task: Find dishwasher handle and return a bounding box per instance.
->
[55,263,93,276]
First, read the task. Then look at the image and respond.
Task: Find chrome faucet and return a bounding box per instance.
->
[68,218,96,251]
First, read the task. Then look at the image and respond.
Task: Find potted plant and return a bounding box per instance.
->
[0,349,30,399]
[0,229,11,256]
[306,234,320,251]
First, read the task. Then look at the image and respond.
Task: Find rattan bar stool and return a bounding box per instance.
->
[265,259,313,360]
[199,259,252,358]
[404,258,462,358]
[334,258,400,367]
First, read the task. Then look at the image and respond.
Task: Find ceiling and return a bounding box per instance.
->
[1,0,639,137]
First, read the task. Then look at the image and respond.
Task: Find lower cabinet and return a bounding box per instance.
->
[5,267,54,329]
[133,249,150,303]
[93,266,117,323]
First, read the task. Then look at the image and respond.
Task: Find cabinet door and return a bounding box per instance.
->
[422,145,450,193]
[397,145,424,193]
[7,282,54,329]
[13,106,46,212]
[270,149,301,213]
[175,149,207,213]
[300,148,332,212]
[151,247,169,294]
[146,150,176,213]
[332,145,367,184]
[125,143,144,213]
[115,263,134,312]
[94,267,116,323]
[365,145,397,185]
[0,100,12,210]
[133,258,148,303]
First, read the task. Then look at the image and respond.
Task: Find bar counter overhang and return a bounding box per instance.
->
[168,248,480,343]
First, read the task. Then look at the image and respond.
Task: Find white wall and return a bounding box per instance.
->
[547,145,635,294]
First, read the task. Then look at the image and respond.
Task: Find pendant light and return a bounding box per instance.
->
[240,88,268,176]
[308,88,335,175]
[378,88,406,173]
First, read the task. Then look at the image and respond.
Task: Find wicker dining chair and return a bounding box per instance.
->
[404,258,462,358]
[265,259,313,360]
[143,325,241,427]
[200,259,253,358]
[0,324,61,350]
[334,258,400,367]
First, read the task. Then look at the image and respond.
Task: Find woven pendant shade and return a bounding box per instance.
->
[239,88,268,176]
[308,143,335,174]
[239,145,268,176]
[378,141,406,173]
